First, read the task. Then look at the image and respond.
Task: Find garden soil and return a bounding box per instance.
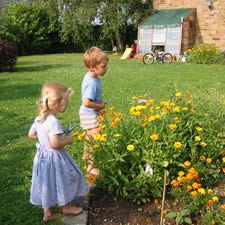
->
[88,188,186,225]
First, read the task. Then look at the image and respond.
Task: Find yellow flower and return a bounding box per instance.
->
[206,158,212,164]
[184,161,191,167]
[207,189,213,194]
[132,96,137,100]
[182,107,188,111]
[223,157,225,163]
[135,111,141,116]
[191,191,198,197]
[93,133,101,140]
[200,142,207,147]
[173,106,180,113]
[212,196,219,202]
[195,136,201,142]
[127,144,135,151]
[174,117,181,123]
[174,142,182,149]
[72,131,79,137]
[196,127,203,132]
[92,144,100,149]
[175,92,181,97]
[113,133,121,138]
[192,182,200,189]
[198,188,206,194]
[150,134,159,141]
[169,124,177,130]
[187,185,192,191]
[178,171,184,177]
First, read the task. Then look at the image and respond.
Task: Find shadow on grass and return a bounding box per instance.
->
[0,83,40,101]
[16,63,72,72]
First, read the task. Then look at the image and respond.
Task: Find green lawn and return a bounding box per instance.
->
[0,54,224,225]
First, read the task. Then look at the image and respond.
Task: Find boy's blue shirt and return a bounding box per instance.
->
[80,72,102,115]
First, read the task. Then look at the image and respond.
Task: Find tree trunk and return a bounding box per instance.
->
[115,30,123,50]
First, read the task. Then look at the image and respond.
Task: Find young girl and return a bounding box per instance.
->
[28,82,87,222]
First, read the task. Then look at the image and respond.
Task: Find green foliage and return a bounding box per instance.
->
[0,41,18,72]
[0,2,55,54]
[188,44,224,64]
[77,92,224,202]
[167,209,192,225]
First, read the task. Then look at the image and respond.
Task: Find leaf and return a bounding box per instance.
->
[184,217,192,224]
[181,209,190,216]
[166,212,177,218]
[160,161,169,167]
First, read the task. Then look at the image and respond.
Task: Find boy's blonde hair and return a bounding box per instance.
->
[84,46,109,68]
[37,82,73,122]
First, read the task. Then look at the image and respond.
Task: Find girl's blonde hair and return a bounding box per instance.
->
[84,46,109,68]
[37,82,73,122]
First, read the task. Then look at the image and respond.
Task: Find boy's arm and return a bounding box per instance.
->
[83,98,106,111]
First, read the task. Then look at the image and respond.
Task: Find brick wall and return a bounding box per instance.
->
[153,0,225,50]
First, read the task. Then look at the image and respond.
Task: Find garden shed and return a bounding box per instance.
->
[137,8,196,55]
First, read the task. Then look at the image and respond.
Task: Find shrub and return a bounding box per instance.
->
[73,92,224,203]
[0,41,18,72]
[188,44,224,64]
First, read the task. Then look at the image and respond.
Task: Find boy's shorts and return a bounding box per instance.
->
[79,110,99,130]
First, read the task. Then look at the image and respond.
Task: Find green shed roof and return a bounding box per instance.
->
[140,8,194,29]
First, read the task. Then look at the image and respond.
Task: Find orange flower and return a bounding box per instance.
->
[222,167,225,173]
[200,155,206,161]
[207,199,213,205]
[206,158,212,164]
[187,185,192,191]
[87,174,97,184]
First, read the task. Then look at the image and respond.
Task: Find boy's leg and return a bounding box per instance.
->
[83,127,100,177]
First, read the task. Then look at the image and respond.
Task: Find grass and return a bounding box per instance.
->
[0,53,225,225]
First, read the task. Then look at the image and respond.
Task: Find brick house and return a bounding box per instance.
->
[137,0,225,55]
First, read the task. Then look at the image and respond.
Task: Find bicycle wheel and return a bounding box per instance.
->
[163,53,173,63]
[143,53,154,64]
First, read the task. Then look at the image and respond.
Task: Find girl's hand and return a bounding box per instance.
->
[65,135,73,145]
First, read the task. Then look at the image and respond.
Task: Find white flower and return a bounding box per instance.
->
[145,163,153,176]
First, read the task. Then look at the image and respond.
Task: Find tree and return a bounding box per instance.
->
[60,0,153,50]
[0,2,54,54]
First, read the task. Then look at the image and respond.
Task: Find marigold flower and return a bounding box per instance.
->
[223,157,225,163]
[191,191,198,197]
[184,161,191,167]
[196,127,203,132]
[175,92,181,97]
[221,204,225,211]
[141,115,147,121]
[222,167,225,173]
[150,134,159,141]
[113,133,121,138]
[192,182,201,189]
[208,189,213,194]
[169,124,177,130]
[93,134,101,140]
[171,179,179,187]
[187,185,192,191]
[174,142,182,149]
[135,111,141,116]
[206,158,212,164]
[207,199,213,205]
[178,171,184,177]
[173,106,180,113]
[174,117,181,123]
[195,136,201,142]
[127,144,135,151]
[200,142,207,147]
[198,188,206,194]
[212,196,219,202]
[200,155,206,161]
[186,173,193,180]
[87,174,97,184]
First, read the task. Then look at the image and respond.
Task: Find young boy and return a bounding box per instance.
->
[79,46,109,178]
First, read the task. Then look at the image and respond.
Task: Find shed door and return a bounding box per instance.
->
[165,26,182,54]
[138,28,152,54]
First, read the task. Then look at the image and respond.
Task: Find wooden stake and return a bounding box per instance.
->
[160,170,167,225]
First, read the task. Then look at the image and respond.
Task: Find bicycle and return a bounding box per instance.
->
[143,49,173,64]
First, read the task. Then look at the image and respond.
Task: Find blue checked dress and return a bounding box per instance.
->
[29,115,87,209]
